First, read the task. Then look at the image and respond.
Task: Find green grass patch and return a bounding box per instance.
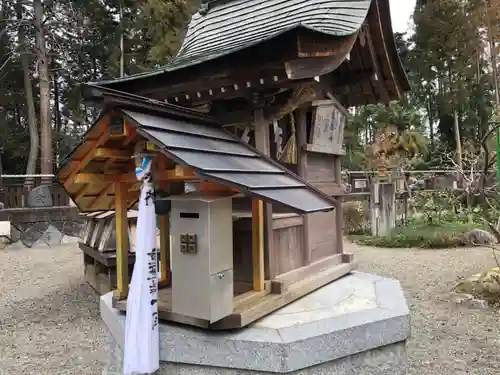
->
[349,222,479,249]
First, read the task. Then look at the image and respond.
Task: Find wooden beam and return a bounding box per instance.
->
[89,184,114,210]
[121,125,137,147]
[159,215,171,288]
[272,215,303,230]
[138,62,286,98]
[286,33,358,80]
[102,158,115,171]
[252,199,265,292]
[94,148,133,159]
[305,144,346,155]
[75,184,88,201]
[364,25,390,103]
[212,260,355,329]
[296,30,358,58]
[323,70,374,92]
[371,1,402,100]
[166,165,196,180]
[74,172,136,185]
[64,127,109,190]
[199,181,240,194]
[73,167,193,185]
[114,182,129,299]
[167,75,295,106]
[271,253,342,294]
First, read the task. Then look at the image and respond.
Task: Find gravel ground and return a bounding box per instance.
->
[2,243,500,374]
[347,241,500,375]
[0,245,108,375]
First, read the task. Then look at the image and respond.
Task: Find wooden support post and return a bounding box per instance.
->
[159,215,171,287]
[296,109,311,265]
[253,107,276,279]
[334,156,344,254]
[114,182,129,298]
[370,181,396,237]
[252,200,265,291]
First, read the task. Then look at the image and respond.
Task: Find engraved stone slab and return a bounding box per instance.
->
[27,185,52,208]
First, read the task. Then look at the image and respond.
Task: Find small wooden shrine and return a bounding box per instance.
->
[58,0,408,329]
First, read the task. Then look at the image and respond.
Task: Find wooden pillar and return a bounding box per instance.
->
[158,215,171,287]
[334,156,344,254]
[114,182,129,298]
[296,109,311,265]
[251,200,265,291]
[253,106,276,280]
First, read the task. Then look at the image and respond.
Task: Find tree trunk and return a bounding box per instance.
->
[119,3,125,77]
[53,71,62,167]
[427,98,434,148]
[34,0,52,183]
[16,1,38,190]
[454,110,463,170]
[466,192,473,224]
[485,0,499,105]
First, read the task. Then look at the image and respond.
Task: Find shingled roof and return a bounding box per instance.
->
[91,0,372,86]
[57,87,337,214]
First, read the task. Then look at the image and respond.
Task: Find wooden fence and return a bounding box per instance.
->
[0,176,70,208]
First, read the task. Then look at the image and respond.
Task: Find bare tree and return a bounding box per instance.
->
[15,1,38,189]
[441,144,498,223]
[34,0,52,182]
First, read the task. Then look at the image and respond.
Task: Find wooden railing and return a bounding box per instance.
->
[0,175,70,208]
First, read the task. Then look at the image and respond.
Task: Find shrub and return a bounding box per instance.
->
[342,201,369,234]
[349,222,478,249]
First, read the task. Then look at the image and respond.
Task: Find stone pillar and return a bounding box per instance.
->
[370,182,396,237]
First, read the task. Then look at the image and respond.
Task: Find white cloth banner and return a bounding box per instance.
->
[123,157,159,374]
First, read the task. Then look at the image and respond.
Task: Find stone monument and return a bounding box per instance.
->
[27,184,53,208]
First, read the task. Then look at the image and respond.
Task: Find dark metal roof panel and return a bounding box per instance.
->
[175,0,371,67]
[122,109,335,214]
[164,150,282,173]
[124,111,233,141]
[144,128,255,157]
[91,0,371,86]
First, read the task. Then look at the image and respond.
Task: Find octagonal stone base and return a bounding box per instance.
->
[101,271,410,374]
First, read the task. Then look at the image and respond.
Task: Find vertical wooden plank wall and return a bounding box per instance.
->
[272,220,304,275]
[304,153,338,262]
[299,99,346,264]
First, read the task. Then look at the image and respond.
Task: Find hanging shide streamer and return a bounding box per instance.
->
[123,156,159,374]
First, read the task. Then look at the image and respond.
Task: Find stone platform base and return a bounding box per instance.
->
[101,271,410,374]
